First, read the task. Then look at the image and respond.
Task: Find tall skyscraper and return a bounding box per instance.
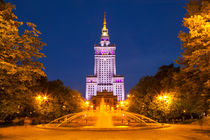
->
[86,13,125,101]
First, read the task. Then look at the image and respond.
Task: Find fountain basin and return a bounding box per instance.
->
[37,110,170,131]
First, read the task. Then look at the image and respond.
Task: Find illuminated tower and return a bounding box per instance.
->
[86,13,125,101]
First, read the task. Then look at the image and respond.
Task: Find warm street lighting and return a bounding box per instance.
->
[127,94,130,98]
[120,101,125,107]
[120,101,124,105]
[43,96,47,100]
[158,95,168,101]
[85,101,90,107]
[36,95,42,101]
[36,95,48,103]
[157,94,172,104]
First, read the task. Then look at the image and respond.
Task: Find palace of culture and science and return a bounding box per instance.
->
[86,14,125,101]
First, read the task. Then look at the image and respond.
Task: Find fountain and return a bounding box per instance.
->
[95,98,114,128]
[38,99,169,130]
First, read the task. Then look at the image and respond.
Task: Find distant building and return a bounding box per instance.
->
[91,90,118,110]
[86,13,125,101]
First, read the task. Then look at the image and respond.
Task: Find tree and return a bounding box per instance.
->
[176,0,210,115]
[0,1,46,120]
[33,79,84,120]
[128,64,181,120]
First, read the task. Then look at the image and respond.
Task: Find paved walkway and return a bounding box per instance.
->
[0,124,209,140]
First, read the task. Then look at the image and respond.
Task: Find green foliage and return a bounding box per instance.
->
[128,0,209,120]
[33,79,84,120]
[176,0,210,114]
[0,2,46,120]
[0,2,85,122]
[128,64,181,120]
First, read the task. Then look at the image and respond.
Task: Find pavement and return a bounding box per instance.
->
[0,124,209,140]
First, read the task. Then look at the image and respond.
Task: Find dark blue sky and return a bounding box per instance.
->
[6,0,187,97]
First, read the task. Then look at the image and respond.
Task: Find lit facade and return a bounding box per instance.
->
[86,14,125,101]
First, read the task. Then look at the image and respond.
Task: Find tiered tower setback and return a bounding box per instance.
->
[86,13,125,101]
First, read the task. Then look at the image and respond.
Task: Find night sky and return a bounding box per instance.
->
[6,0,187,97]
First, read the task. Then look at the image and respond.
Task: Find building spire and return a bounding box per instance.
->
[103,12,107,30]
[100,12,110,46]
[101,12,108,37]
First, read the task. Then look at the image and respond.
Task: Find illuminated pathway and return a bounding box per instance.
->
[0,125,209,140]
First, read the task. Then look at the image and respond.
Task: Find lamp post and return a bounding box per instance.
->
[35,94,49,123]
[84,101,90,110]
[43,96,47,101]
[36,95,42,102]
[156,93,174,123]
[36,95,48,103]
[157,95,171,104]
[85,101,89,106]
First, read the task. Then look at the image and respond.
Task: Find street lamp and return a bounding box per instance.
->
[36,95,42,101]
[120,101,124,105]
[43,96,47,100]
[158,96,163,100]
[158,96,167,101]
[35,95,48,103]
[157,95,171,103]
[85,101,89,106]
[120,101,125,107]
